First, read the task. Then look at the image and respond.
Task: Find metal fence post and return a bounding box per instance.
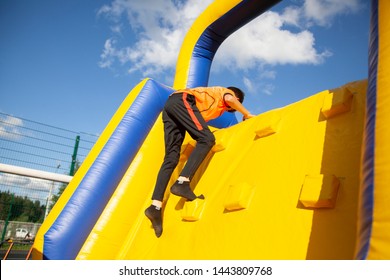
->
[69,135,80,176]
[1,194,14,243]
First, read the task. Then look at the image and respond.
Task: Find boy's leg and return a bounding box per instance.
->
[177,93,215,179]
[151,109,185,201]
[167,93,215,200]
[147,106,185,238]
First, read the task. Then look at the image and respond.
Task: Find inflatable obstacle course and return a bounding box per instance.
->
[32,0,390,260]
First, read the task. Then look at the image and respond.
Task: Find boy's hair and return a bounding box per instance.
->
[227,86,245,103]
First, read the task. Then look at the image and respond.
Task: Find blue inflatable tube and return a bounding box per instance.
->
[43,79,173,259]
[355,0,377,260]
[187,0,281,128]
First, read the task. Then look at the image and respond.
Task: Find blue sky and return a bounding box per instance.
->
[0,0,370,136]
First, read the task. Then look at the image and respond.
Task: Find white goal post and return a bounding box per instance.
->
[0,163,73,183]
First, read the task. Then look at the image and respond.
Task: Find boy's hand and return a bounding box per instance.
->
[243,113,255,121]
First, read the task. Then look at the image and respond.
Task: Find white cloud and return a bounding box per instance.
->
[260,70,277,80]
[97,0,363,80]
[214,10,332,70]
[99,38,117,69]
[0,173,56,204]
[243,77,254,93]
[242,73,276,97]
[0,173,31,187]
[110,24,122,34]
[303,0,362,26]
[262,83,276,96]
[0,115,24,140]
[98,0,213,76]
[280,6,302,27]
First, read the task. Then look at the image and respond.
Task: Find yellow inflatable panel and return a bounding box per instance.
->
[76,116,166,259]
[78,80,367,260]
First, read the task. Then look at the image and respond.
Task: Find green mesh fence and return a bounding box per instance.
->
[0,112,98,242]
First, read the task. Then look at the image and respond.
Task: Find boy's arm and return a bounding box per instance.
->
[224,94,255,120]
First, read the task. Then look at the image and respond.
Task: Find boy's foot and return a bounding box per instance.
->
[144,205,162,237]
[170,180,203,201]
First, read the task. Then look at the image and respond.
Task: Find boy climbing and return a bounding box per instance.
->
[145,86,255,237]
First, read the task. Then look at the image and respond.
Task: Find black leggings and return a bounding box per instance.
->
[151,93,215,201]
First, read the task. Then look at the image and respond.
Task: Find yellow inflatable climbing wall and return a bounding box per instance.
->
[78,80,367,260]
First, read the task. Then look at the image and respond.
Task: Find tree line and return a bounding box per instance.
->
[0,191,45,223]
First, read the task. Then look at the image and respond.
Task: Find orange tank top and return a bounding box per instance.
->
[174,87,236,121]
